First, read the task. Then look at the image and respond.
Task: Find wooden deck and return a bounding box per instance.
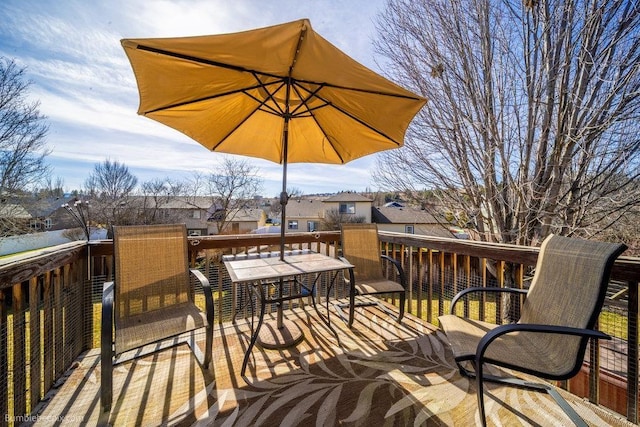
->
[32,298,633,426]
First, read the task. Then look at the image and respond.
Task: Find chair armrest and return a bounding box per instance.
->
[190,269,214,326]
[476,323,611,363]
[338,256,356,284]
[450,286,528,314]
[381,254,407,289]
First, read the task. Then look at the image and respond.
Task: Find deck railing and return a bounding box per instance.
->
[0,231,638,425]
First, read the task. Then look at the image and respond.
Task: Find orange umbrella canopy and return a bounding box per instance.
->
[121,18,426,166]
[122,19,426,259]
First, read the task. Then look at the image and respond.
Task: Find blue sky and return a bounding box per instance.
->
[0,0,391,197]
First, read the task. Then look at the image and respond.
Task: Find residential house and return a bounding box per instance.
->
[322,192,373,223]
[35,196,85,232]
[0,202,32,235]
[210,208,267,235]
[151,196,213,236]
[372,205,461,238]
[284,198,325,232]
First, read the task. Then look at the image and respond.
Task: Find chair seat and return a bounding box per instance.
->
[355,279,405,295]
[116,302,208,354]
[438,314,580,377]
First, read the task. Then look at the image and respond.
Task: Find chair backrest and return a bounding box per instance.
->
[341,223,384,282]
[519,234,626,372]
[113,224,192,325]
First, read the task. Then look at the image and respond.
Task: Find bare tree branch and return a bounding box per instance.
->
[373,0,640,250]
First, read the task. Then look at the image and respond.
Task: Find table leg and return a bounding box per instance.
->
[313,270,340,343]
[253,280,304,357]
[276,277,284,329]
[242,283,266,376]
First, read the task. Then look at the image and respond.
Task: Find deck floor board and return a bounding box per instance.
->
[33,297,633,426]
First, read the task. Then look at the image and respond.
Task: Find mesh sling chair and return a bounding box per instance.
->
[335,223,406,327]
[438,234,627,426]
[101,224,214,413]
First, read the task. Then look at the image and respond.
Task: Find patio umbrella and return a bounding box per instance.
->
[121,18,426,259]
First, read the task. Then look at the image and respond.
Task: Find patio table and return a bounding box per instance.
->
[223,249,353,376]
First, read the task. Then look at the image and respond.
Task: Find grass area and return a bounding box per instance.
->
[600,311,628,341]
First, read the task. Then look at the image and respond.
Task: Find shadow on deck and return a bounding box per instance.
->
[32,298,632,426]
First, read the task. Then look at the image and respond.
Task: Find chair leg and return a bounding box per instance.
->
[204,323,213,369]
[462,359,588,427]
[100,345,113,413]
[475,361,487,427]
[101,282,114,413]
[397,292,405,323]
[348,286,356,328]
[482,374,588,427]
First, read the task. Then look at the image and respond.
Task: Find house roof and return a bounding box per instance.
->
[286,199,324,218]
[373,206,467,239]
[25,196,72,217]
[413,224,459,239]
[0,204,32,219]
[323,192,372,203]
[155,196,213,210]
[372,206,443,224]
[383,201,404,208]
[225,208,265,222]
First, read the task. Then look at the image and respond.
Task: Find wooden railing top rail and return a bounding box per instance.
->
[378,231,640,282]
[86,231,342,256]
[187,230,342,250]
[0,241,86,290]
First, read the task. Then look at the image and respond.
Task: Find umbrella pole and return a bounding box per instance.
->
[277,117,290,331]
[279,113,290,262]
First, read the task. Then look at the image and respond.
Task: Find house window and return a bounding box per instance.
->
[308,221,318,232]
[193,210,201,219]
[405,225,414,234]
[44,218,52,229]
[339,202,355,214]
[288,220,298,230]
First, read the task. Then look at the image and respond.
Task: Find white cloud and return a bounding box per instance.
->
[1,0,393,196]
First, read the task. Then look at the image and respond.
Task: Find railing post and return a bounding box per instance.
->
[417,249,424,320]
[407,245,413,314]
[43,271,54,394]
[12,282,26,419]
[479,258,486,321]
[54,268,64,379]
[0,290,7,426]
[627,280,638,423]
[29,276,42,409]
[438,251,445,316]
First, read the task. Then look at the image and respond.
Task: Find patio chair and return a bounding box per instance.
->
[101,224,214,413]
[336,223,406,327]
[438,234,626,426]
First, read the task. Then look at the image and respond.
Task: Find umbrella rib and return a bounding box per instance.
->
[292,77,424,102]
[249,77,287,116]
[294,82,403,146]
[209,78,288,151]
[132,44,285,80]
[131,45,423,112]
[332,100,402,145]
[142,79,285,114]
[208,108,257,152]
[289,83,327,117]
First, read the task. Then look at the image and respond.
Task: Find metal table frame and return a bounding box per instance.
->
[223,249,353,376]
